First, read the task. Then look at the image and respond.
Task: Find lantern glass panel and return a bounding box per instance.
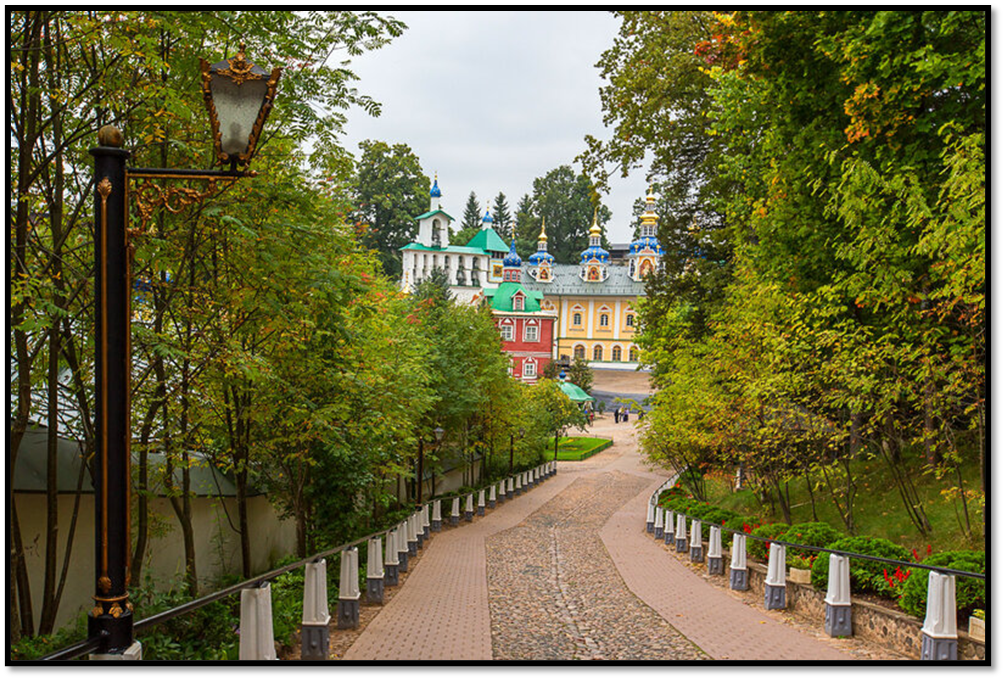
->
[210,74,269,157]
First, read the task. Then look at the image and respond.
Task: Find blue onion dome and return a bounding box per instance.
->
[527,249,555,265]
[628,235,663,255]
[503,239,522,267]
[580,244,610,264]
[580,209,610,263]
[529,216,554,265]
[430,176,441,198]
[482,204,493,224]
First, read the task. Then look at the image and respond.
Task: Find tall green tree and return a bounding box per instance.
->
[623,10,984,542]
[516,165,610,264]
[451,190,483,245]
[580,10,734,341]
[9,9,406,636]
[492,192,513,239]
[353,139,430,277]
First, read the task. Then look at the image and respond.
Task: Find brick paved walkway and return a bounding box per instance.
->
[343,414,881,661]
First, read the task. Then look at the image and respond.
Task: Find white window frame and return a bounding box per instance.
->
[513,294,525,311]
[524,324,539,343]
[500,324,514,342]
[523,359,537,378]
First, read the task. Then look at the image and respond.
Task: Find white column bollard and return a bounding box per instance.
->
[406,513,419,555]
[921,571,958,660]
[421,504,431,540]
[301,560,331,660]
[707,526,723,575]
[384,528,400,586]
[764,542,786,609]
[397,521,410,571]
[477,489,486,516]
[506,477,514,499]
[515,474,523,496]
[489,484,497,509]
[653,504,664,539]
[646,502,656,533]
[239,582,276,660]
[337,548,361,629]
[450,497,460,527]
[464,493,474,522]
[824,554,852,637]
[414,511,425,549]
[730,534,749,590]
[432,499,443,532]
[690,519,704,562]
[366,537,385,604]
[675,514,688,553]
[663,509,675,545]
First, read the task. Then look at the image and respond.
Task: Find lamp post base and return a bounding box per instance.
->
[90,641,142,661]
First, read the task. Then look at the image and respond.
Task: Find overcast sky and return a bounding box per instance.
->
[339,10,649,243]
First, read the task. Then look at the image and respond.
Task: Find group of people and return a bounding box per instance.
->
[613,407,630,423]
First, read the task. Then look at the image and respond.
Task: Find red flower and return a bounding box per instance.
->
[927,544,932,555]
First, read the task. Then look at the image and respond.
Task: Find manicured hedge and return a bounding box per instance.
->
[898,550,985,619]
[778,522,844,560]
[748,523,791,560]
[809,535,912,598]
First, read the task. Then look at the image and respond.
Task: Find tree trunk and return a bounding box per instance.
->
[236,467,252,578]
[40,323,61,634]
[11,500,35,638]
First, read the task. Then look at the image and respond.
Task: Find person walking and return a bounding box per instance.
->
[614,408,620,424]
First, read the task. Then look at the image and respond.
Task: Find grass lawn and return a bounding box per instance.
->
[551,436,613,461]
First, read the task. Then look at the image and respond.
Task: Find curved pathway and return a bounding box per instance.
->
[343,415,873,661]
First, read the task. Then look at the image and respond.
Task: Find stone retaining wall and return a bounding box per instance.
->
[743,560,985,660]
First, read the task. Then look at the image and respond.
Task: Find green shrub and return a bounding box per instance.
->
[898,550,985,620]
[748,523,790,560]
[721,515,760,549]
[809,536,912,598]
[779,522,844,559]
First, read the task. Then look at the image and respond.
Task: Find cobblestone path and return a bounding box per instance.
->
[486,470,708,660]
[342,413,896,661]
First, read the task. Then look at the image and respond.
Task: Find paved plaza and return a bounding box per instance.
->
[340,414,900,661]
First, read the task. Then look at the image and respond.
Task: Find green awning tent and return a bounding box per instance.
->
[559,381,594,402]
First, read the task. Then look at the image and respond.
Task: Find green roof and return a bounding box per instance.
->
[559,381,595,402]
[400,243,487,255]
[484,282,544,312]
[414,208,455,221]
[465,227,508,254]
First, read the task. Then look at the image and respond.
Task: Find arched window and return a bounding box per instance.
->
[599,313,610,327]
[572,311,583,326]
[513,295,524,311]
[593,345,603,361]
[625,313,635,327]
[612,346,622,362]
[629,346,639,362]
[574,345,586,360]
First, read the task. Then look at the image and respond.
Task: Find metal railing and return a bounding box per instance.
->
[35,462,555,661]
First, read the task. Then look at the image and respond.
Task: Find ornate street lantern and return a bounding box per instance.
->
[201,44,281,169]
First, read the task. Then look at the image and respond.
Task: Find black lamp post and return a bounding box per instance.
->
[87,45,279,656]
